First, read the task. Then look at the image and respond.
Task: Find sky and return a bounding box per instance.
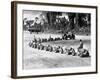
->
[23,10,43,20]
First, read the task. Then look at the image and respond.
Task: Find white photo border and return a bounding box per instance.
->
[13,1,97,78]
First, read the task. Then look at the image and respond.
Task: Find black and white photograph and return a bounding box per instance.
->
[11,1,97,78]
[23,10,91,69]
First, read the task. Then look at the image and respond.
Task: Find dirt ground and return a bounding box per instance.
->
[23,31,91,70]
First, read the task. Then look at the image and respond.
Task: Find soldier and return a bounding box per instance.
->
[33,36,37,43]
[78,39,84,54]
[78,39,83,49]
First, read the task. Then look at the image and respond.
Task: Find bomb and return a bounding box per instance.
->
[63,47,68,54]
[34,43,38,48]
[43,46,49,51]
[53,46,60,53]
[78,48,90,57]
[67,47,76,56]
[58,46,64,54]
[44,38,47,42]
[37,44,41,50]
[39,44,44,50]
[47,45,53,52]
[49,46,53,52]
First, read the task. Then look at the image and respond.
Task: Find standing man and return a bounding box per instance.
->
[78,39,84,53]
[79,39,83,49]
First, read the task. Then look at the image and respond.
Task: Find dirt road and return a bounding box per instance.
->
[23,31,91,69]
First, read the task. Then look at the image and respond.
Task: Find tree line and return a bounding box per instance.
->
[23,12,91,34]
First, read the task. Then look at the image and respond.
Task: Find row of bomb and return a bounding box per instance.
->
[29,41,90,57]
[31,34,75,44]
[33,37,62,43]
